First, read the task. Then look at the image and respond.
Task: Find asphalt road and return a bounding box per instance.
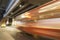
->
[0,27,35,40]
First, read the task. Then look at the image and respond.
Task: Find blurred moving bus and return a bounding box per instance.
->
[15,0,60,40]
